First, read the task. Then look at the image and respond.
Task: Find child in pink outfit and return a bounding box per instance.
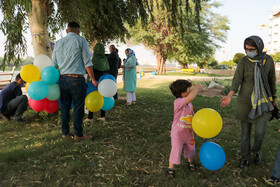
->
[167,79,201,177]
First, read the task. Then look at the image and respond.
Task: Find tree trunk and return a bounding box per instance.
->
[27,0,52,59]
[155,48,166,74]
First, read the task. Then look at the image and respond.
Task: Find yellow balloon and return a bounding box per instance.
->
[192,108,223,138]
[20,64,41,83]
[85,91,104,112]
[25,82,31,92]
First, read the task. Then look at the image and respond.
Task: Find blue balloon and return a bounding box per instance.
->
[41,66,60,85]
[47,84,60,101]
[98,74,116,83]
[101,97,115,111]
[58,98,74,110]
[28,81,48,100]
[199,141,226,171]
[86,83,98,95]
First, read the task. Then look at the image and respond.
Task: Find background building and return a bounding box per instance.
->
[267,8,280,54]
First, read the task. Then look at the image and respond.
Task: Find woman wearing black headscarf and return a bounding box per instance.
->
[221,35,277,168]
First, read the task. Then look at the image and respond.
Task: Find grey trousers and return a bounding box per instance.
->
[3,95,28,120]
[240,120,266,161]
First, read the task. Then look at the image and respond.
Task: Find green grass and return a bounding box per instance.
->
[161,72,232,77]
[0,79,279,186]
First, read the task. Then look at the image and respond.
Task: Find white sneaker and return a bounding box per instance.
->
[97,117,105,122]
[83,118,93,123]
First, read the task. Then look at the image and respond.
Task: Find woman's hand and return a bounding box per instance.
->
[220,96,232,107]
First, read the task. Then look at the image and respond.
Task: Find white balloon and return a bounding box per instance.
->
[98,79,118,98]
[34,55,53,71]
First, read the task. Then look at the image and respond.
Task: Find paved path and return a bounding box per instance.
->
[22,73,233,95]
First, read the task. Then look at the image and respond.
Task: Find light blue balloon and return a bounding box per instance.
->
[41,66,60,85]
[47,84,60,101]
[199,141,226,171]
[98,74,116,83]
[28,81,48,100]
[101,97,115,111]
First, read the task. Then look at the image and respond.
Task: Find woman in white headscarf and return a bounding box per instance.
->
[121,48,137,105]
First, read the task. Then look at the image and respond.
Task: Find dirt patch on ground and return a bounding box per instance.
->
[198,85,225,97]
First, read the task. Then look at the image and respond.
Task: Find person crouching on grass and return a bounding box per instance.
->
[167,79,201,177]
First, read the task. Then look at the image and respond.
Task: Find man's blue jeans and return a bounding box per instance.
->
[241,121,266,161]
[59,76,87,137]
[272,146,280,178]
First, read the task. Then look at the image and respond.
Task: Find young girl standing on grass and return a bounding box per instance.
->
[167,79,201,177]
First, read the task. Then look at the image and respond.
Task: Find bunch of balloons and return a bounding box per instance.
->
[20,55,60,113]
[85,74,117,112]
[192,108,226,171]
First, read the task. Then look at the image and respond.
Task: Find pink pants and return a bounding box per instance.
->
[169,138,195,165]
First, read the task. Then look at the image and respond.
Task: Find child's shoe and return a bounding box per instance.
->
[166,168,175,177]
[188,161,197,171]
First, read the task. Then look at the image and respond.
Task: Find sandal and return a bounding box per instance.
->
[264,176,280,185]
[188,161,197,171]
[166,168,175,177]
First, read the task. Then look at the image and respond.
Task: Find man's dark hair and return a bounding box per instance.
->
[169,79,192,98]
[67,21,80,29]
[15,73,21,81]
[244,38,257,50]
[110,45,116,51]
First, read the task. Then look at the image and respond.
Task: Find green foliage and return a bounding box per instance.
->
[207,57,218,68]
[220,60,235,69]
[128,1,229,73]
[0,0,32,70]
[270,52,280,62]
[1,0,207,69]
[232,53,245,64]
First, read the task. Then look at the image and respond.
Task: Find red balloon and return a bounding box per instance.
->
[28,98,46,112]
[45,99,59,113]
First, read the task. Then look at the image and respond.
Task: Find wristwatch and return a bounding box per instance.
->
[273,95,277,99]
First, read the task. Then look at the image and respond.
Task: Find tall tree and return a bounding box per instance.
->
[0,0,207,69]
[232,53,245,64]
[127,1,229,74]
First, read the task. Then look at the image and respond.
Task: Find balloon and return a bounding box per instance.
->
[98,79,118,98]
[28,81,48,100]
[192,108,223,138]
[25,82,31,92]
[199,141,226,171]
[34,55,53,71]
[20,64,41,83]
[86,82,98,95]
[41,66,60,85]
[85,91,104,112]
[101,97,115,111]
[28,98,46,112]
[45,99,59,113]
[98,74,116,83]
[47,84,60,101]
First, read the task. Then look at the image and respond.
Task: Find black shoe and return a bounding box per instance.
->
[239,160,250,169]
[1,114,10,121]
[253,153,262,165]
